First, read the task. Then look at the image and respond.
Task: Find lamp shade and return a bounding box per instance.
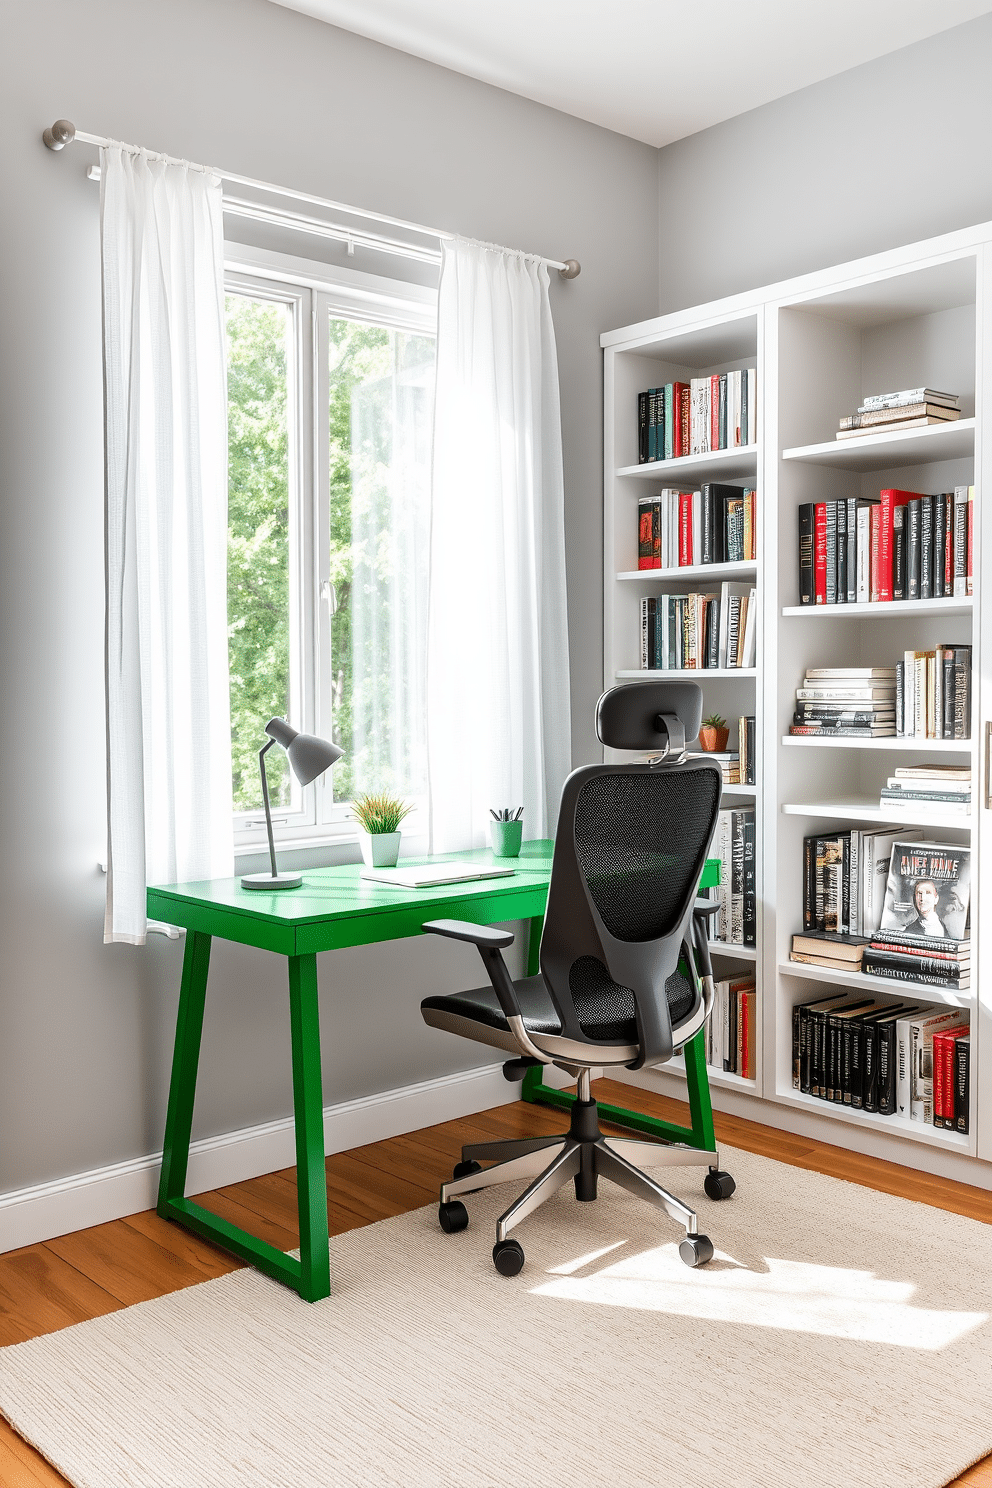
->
[264,717,343,786]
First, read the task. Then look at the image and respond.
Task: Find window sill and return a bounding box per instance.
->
[234,829,430,874]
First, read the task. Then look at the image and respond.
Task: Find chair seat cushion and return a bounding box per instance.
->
[421,972,640,1046]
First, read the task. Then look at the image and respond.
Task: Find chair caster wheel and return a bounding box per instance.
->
[438,1201,468,1233]
[453,1159,483,1181]
[492,1238,524,1276]
[704,1169,736,1201]
[679,1233,714,1268]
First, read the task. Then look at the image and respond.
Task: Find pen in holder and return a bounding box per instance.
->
[490,806,523,858]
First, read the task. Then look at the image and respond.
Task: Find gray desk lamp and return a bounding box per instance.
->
[241,718,343,891]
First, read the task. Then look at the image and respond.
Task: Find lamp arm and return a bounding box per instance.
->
[258,738,278,879]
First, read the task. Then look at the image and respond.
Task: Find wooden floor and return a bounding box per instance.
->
[2,1078,991,1487]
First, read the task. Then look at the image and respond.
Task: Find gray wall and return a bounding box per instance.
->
[0,0,659,1193]
[655,13,992,312]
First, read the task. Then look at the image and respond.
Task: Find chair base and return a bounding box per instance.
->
[439,1095,732,1270]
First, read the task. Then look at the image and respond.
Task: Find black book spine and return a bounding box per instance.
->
[877,1020,897,1116]
[646,597,657,669]
[803,835,815,931]
[954,645,972,738]
[825,502,837,604]
[706,599,720,668]
[907,499,921,600]
[799,1005,813,1094]
[954,1037,970,1134]
[792,1003,802,1089]
[745,716,755,786]
[810,1011,823,1098]
[702,487,715,565]
[934,493,946,598]
[841,1018,859,1105]
[715,492,727,565]
[862,1022,879,1112]
[841,830,851,935]
[638,391,648,463]
[798,503,815,604]
[826,1016,841,1102]
[920,494,933,599]
[893,506,906,601]
[743,815,756,947]
[836,501,848,604]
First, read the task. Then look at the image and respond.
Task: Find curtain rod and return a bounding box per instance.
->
[42,120,581,280]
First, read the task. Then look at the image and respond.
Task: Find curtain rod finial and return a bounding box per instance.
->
[43,119,76,151]
[558,259,581,281]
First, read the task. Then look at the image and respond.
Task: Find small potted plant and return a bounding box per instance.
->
[351,792,414,868]
[698,713,730,752]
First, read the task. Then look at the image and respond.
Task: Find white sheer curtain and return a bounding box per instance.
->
[427,239,571,853]
[102,146,233,944]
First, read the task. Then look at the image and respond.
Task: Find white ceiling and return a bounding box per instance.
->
[268,0,992,147]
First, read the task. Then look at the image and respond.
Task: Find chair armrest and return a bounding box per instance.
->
[422,918,515,948]
[692,898,722,919]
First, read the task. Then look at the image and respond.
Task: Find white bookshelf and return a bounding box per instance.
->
[602,221,992,1181]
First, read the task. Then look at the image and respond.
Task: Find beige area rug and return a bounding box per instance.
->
[2,1145,992,1488]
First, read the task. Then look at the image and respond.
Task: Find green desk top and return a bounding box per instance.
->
[147,842,721,958]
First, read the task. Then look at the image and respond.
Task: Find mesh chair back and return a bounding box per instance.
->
[538,683,722,1069]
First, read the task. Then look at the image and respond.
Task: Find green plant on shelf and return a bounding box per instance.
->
[702,713,727,729]
[350,791,414,835]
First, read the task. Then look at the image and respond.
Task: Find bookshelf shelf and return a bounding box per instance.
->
[778,959,972,1008]
[781,798,971,832]
[782,596,972,619]
[617,443,758,483]
[618,668,756,680]
[774,1087,973,1153]
[603,225,986,1179]
[781,418,975,472]
[619,560,757,583]
[708,941,757,961]
[666,1053,758,1093]
[782,735,971,752]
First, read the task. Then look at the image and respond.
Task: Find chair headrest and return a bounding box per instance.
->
[596,681,703,754]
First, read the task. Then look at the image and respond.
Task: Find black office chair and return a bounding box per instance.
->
[420,680,735,1277]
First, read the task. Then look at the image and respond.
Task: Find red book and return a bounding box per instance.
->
[710,375,720,450]
[932,1030,947,1126]
[814,503,827,603]
[933,1027,968,1128]
[652,498,662,568]
[679,386,691,460]
[679,491,693,566]
[878,489,921,602]
[967,489,974,595]
[869,503,881,601]
[672,383,690,459]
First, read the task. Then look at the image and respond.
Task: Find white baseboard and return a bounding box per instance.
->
[0,1062,525,1255]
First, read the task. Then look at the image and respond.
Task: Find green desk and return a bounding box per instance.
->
[149,842,721,1302]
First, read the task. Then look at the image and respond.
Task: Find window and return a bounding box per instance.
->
[225,248,437,848]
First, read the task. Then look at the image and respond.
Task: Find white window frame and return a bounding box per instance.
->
[225,243,438,852]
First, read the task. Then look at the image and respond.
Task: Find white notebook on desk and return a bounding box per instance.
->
[359,861,516,889]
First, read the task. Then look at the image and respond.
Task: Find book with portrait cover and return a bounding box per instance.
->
[877,841,971,945]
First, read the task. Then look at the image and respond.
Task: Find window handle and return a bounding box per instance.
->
[321,579,337,615]
[986,721,992,810]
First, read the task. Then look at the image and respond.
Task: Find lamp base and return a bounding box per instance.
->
[241,871,304,891]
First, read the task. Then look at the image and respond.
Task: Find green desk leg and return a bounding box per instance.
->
[157,937,331,1303]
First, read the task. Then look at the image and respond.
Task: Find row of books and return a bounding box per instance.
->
[797,486,973,605]
[835,386,961,442]
[637,485,756,569]
[793,925,971,990]
[638,585,756,671]
[704,977,756,1079]
[790,665,895,738]
[709,808,756,946]
[879,764,970,815]
[799,834,970,945]
[791,993,969,1130]
[637,369,757,463]
[894,648,972,739]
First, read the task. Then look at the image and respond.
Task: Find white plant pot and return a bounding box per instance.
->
[358,830,401,868]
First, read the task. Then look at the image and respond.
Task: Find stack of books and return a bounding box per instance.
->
[791,994,970,1129]
[692,750,740,784]
[894,646,971,739]
[797,485,972,605]
[705,976,756,1079]
[863,839,971,990]
[637,371,757,462]
[879,765,971,816]
[790,930,869,972]
[834,387,961,441]
[639,584,756,670]
[637,484,755,569]
[790,666,896,737]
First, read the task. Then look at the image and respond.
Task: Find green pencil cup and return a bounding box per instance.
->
[491,819,523,858]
